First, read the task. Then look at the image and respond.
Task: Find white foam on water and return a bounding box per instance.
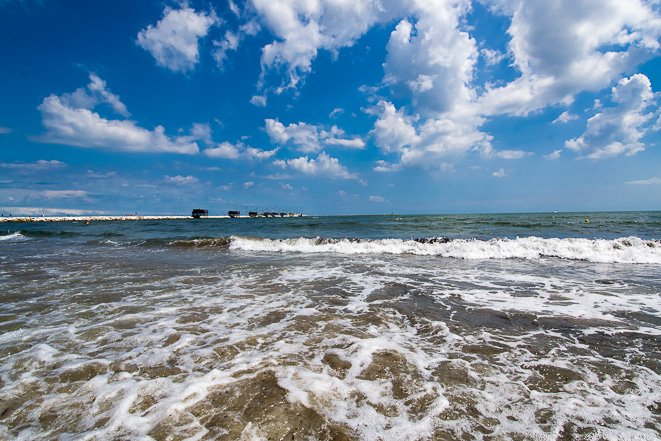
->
[0,232,28,242]
[229,235,661,263]
[1,251,660,440]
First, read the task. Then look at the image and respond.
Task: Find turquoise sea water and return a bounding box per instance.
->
[1,212,661,440]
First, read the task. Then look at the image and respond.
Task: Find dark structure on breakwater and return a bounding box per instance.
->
[228,211,241,218]
[192,209,208,218]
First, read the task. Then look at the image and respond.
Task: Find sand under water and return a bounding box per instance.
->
[1,212,660,440]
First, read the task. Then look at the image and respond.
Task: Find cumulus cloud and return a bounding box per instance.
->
[373,160,401,172]
[137,6,218,73]
[369,195,388,203]
[492,168,506,178]
[56,73,130,117]
[203,141,277,160]
[265,119,364,153]
[252,0,402,91]
[36,95,199,154]
[544,149,562,160]
[190,123,213,145]
[368,100,493,168]
[165,175,199,185]
[552,111,579,124]
[478,0,661,116]
[243,181,254,189]
[383,1,477,116]
[565,74,657,159]
[34,75,199,154]
[242,0,661,173]
[273,152,357,179]
[204,141,241,159]
[250,95,267,107]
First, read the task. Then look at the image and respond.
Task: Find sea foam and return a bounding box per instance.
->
[229,235,661,264]
[0,232,28,242]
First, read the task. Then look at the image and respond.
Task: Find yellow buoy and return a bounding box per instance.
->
[585,219,589,223]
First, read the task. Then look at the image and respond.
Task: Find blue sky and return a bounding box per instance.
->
[1,0,661,216]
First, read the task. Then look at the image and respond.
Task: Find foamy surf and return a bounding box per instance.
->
[0,232,28,242]
[2,212,660,440]
[229,235,661,264]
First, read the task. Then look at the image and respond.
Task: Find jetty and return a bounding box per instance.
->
[0,212,305,223]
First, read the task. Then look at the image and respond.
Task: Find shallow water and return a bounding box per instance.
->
[1,213,661,440]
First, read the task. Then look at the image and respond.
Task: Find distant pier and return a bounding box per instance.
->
[0,213,304,223]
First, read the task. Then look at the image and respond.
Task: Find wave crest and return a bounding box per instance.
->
[169,237,232,248]
[228,236,661,264]
[0,231,29,242]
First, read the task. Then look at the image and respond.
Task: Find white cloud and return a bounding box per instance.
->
[544,149,562,160]
[58,73,130,117]
[265,119,364,152]
[1,159,66,170]
[203,141,277,160]
[478,0,661,116]
[244,0,661,175]
[482,48,506,66]
[165,175,199,185]
[552,111,579,124]
[274,152,357,179]
[34,75,198,154]
[281,183,293,190]
[190,123,213,145]
[243,181,254,189]
[368,101,419,154]
[373,160,401,172]
[137,6,217,73]
[329,108,344,118]
[369,195,388,203]
[565,74,656,159]
[250,95,267,107]
[492,168,506,178]
[245,146,278,160]
[86,170,117,178]
[323,137,365,149]
[252,0,402,91]
[204,141,241,159]
[383,1,477,116]
[494,149,532,159]
[0,127,13,134]
[40,190,89,199]
[213,20,261,70]
[625,177,661,185]
[35,95,199,154]
[368,100,492,168]
[86,74,130,117]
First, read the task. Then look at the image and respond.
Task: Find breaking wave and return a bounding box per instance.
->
[0,231,29,242]
[228,235,661,264]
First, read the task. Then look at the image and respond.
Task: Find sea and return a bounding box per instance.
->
[1,211,661,441]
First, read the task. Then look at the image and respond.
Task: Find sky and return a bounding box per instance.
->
[1,0,661,216]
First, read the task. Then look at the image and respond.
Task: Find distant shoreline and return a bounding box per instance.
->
[0,215,230,223]
[0,214,309,223]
